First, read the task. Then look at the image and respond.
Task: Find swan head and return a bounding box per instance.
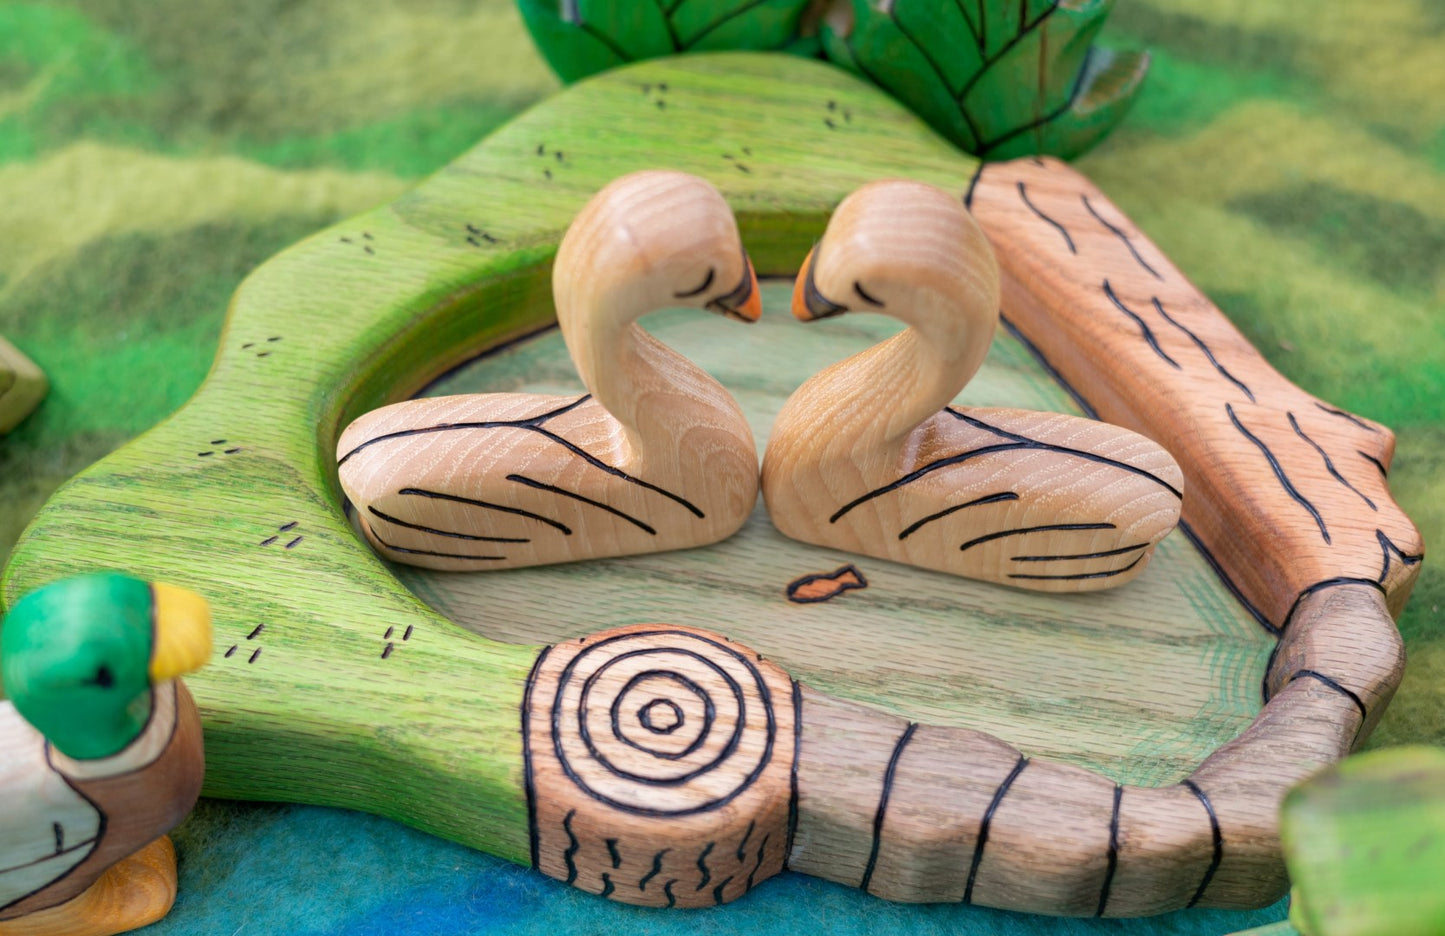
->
[792,179,1000,355]
[554,170,761,328]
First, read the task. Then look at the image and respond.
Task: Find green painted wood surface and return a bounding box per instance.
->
[406,282,1273,788]
[1,53,988,865]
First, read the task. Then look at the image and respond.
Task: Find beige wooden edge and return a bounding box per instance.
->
[522,158,1418,915]
[0,336,47,435]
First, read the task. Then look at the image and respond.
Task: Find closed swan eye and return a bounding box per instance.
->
[674,268,715,298]
[853,281,885,307]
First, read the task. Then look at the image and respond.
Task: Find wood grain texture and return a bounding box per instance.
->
[764,179,1183,591]
[408,285,1273,788]
[967,156,1424,625]
[0,838,177,936]
[525,624,794,906]
[0,337,46,435]
[0,54,1420,916]
[338,171,760,570]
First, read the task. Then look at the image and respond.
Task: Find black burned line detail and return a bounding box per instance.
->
[368,506,531,543]
[196,438,243,457]
[712,875,734,906]
[507,474,657,534]
[1103,281,1180,369]
[680,0,777,49]
[1019,182,1074,253]
[523,645,551,870]
[1000,316,1100,418]
[961,523,1115,554]
[1097,784,1123,917]
[1360,450,1389,478]
[1378,529,1424,584]
[337,394,703,520]
[736,821,754,862]
[675,267,714,298]
[1227,403,1330,544]
[964,162,986,210]
[599,873,615,899]
[964,755,1029,905]
[976,46,1094,157]
[1013,543,1148,562]
[338,394,590,468]
[551,629,777,818]
[696,841,714,891]
[1082,194,1162,280]
[397,489,571,536]
[1151,298,1254,401]
[639,849,669,890]
[784,564,868,604]
[861,723,917,894]
[1315,401,1379,433]
[899,491,1018,540]
[1178,519,1277,636]
[1009,554,1143,581]
[1279,577,1384,638]
[464,222,498,247]
[562,810,580,885]
[239,336,283,358]
[746,835,770,892]
[606,838,621,869]
[1290,669,1368,723]
[368,525,507,561]
[1288,413,1376,510]
[786,680,802,869]
[831,409,1179,525]
[1182,780,1222,908]
[664,879,677,908]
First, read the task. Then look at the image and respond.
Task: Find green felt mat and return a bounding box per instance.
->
[2,1,1442,933]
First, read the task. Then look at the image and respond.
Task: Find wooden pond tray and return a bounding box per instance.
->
[0,53,1423,918]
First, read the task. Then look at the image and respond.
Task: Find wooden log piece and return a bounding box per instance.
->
[524,624,795,907]
[966,157,1424,625]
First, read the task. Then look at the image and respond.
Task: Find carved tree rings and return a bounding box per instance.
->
[524,625,796,907]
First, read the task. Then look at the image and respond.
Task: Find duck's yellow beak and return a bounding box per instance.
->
[149,583,213,682]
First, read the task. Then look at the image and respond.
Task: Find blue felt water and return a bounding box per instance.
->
[149,801,1288,935]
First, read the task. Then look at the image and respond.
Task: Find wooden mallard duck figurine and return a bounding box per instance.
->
[337,170,762,570]
[0,573,210,936]
[762,180,1185,591]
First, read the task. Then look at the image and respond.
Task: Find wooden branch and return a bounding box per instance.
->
[966,157,1424,625]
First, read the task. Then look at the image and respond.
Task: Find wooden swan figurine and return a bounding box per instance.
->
[762,180,1185,591]
[337,171,762,570]
[0,573,210,936]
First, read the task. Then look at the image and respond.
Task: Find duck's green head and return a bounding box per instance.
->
[0,573,211,760]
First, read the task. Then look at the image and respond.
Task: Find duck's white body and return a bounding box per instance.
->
[337,171,763,571]
[762,179,1182,591]
[0,685,180,917]
[0,702,100,910]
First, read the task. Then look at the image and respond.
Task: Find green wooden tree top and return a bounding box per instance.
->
[515,0,1148,160]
